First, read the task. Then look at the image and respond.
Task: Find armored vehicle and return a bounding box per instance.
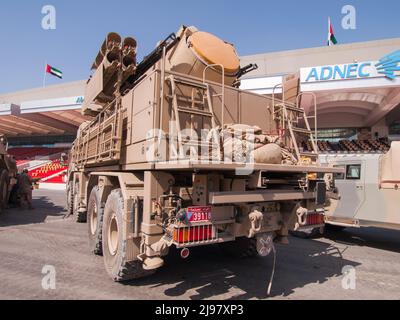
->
[0,135,17,213]
[68,26,343,282]
[320,142,400,231]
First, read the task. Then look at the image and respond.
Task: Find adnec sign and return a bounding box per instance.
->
[300,50,400,91]
[302,62,380,83]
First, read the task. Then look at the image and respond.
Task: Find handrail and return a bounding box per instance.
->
[272,83,283,118]
[203,64,225,127]
[296,92,318,153]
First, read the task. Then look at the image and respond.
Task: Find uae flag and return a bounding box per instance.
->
[327,17,338,46]
[45,64,63,79]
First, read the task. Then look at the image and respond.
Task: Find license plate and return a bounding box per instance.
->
[187,206,212,222]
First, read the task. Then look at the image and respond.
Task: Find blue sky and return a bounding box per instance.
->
[0,0,399,94]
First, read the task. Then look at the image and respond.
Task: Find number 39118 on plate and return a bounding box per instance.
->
[187,207,212,222]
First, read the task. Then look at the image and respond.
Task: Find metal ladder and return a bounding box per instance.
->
[75,99,123,166]
[273,84,318,163]
[166,75,219,160]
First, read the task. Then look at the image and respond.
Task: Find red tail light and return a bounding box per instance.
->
[306,213,325,226]
[173,225,214,244]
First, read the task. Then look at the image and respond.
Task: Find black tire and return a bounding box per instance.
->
[73,181,87,223]
[219,237,258,259]
[325,224,346,232]
[87,186,104,256]
[0,170,9,212]
[102,189,154,282]
[290,227,324,239]
[66,181,74,217]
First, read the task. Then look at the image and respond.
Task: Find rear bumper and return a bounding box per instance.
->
[210,190,317,205]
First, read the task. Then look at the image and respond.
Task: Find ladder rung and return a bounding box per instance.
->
[173,77,208,89]
[167,95,205,105]
[275,103,304,113]
[285,105,305,113]
[292,127,312,134]
[177,107,213,117]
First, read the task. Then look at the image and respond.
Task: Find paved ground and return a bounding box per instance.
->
[0,189,399,300]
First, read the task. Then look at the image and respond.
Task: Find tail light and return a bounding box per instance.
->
[306,213,325,226]
[173,225,214,244]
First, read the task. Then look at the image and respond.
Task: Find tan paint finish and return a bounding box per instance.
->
[189,31,240,74]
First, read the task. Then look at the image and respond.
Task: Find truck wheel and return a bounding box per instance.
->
[0,170,9,211]
[102,189,154,282]
[87,186,104,255]
[66,181,74,216]
[219,237,258,259]
[74,181,87,223]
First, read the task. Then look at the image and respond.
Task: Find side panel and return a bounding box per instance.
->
[132,73,157,144]
[239,91,276,132]
[123,72,157,165]
[357,158,400,225]
[332,161,366,219]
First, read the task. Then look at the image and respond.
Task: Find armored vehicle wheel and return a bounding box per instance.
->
[87,186,104,255]
[219,237,258,259]
[102,189,154,282]
[0,170,9,212]
[73,181,87,223]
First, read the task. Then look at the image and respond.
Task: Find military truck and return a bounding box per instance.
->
[67,26,343,282]
[0,135,17,213]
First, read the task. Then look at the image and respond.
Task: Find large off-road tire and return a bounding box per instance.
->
[0,170,9,212]
[87,186,104,256]
[73,181,87,223]
[102,189,154,282]
[66,181,74,217]
[219,237,258,259]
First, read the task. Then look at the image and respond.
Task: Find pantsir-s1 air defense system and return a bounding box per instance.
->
[68,26,343,283]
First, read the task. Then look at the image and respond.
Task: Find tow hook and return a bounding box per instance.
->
[180,248,190,259]
[295,207,308,230]
[249,208,264,238]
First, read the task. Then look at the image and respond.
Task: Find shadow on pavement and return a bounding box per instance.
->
[0,193,66,228]
[324,227,400,254]
[124,237,359,300]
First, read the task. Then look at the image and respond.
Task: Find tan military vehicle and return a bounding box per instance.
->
[67,26,343,282]
[320,142,400,230]
[0,135,17,213]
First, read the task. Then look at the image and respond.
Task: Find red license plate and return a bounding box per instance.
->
[187,206,212,222]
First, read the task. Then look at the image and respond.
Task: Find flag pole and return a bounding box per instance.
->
[43,61,47,88]
[328,17,331,47]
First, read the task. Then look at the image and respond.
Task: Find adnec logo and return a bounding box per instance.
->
[375,50,400,80]
[303,50,400,83]
[76,96,84,104]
